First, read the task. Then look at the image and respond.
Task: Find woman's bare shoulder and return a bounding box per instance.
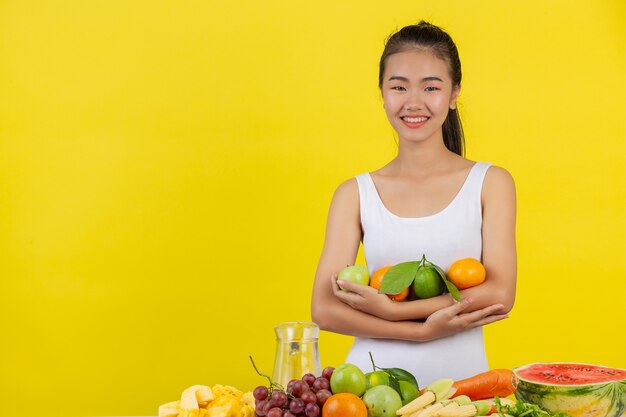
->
[483,165,516,200]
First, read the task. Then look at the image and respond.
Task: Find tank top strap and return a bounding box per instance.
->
[453,162,492,211]
[464,161,492,193]
[355,173,379,224]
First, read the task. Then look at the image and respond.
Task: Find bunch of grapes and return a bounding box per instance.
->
[253,366,335,417]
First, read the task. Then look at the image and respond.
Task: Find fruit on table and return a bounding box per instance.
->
[398,380,419,405]
[513,362,626,417]
[322,392,367,417]
[370,266,410,302]
[362,384,403,417]
[424,378,457,401]
[363,353,420,405]
[447,258,486,290]
[365,370,395,390]
[252,367,335,417]
[158,384,255,417]
[330,363,367,396]
[338,265,370,290]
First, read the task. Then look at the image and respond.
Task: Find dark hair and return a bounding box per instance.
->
[379,21,465,156]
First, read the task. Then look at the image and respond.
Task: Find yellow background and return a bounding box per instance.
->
[1,1,624,416]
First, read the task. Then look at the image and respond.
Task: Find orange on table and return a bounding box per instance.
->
[322,392,367,417]
[370,265,410,302]
[447,258,486,289]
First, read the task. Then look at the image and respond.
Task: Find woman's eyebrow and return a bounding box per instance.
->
[387,75,444,82]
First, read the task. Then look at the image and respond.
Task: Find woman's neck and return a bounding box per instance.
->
[390,136,458,177]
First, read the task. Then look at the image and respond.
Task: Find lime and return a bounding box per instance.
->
[398,380,419,405]
[365,371,391,390]
[413,266,445,298]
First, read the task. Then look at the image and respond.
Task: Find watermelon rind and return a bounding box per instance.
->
[513,362,626,417]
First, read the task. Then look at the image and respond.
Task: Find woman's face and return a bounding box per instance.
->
[381,49,459,145]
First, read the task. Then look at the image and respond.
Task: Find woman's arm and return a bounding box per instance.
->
[310,178,509,340]
[332,166,517,321]
[310,179,417,339]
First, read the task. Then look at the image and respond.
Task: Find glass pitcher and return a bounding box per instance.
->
[272,321,322,388]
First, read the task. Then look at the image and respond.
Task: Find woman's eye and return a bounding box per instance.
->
[424,86,439,92]
[391,86,406,91]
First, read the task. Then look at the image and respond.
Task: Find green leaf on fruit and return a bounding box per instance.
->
[384,367,419,390]
[431,263,461,301]
[387,373,401,394]
[379,261,418,295]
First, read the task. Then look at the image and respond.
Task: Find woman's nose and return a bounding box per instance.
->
[404,90,424,111]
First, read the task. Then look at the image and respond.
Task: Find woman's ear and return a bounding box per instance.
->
[449,84,461,110]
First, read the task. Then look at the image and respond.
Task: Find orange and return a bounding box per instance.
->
[369,266,410,302]
[447,258,486,289]
[322,392,368,417]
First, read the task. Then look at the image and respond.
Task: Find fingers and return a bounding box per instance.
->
[442,297,476,316]
[461,302,506,322]
[336,279,376,296]
[460,302,508,328]
[469,313,509,327]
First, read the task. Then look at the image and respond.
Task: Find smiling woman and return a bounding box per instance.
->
[1,1,624,416]
[310,21,517,385]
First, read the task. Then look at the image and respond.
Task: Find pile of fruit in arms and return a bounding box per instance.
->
[158,361,626,417]
[338,255,488,302]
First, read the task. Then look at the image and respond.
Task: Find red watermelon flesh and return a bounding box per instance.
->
[514,362,626,417]
[516,363,626,385]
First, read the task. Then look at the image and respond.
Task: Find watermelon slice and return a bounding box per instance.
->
[513,363,626,417]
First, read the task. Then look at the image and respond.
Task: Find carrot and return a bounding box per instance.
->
[450,369,517,400]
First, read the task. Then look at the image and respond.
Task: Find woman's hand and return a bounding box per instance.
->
[331,275,398,320]
[421,298,509,341]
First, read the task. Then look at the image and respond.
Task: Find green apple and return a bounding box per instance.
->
[329,363,366,396]
[338,265,370,291]
[362,385,403,417]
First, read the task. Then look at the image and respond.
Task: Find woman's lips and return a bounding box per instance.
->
[401,115,429,128]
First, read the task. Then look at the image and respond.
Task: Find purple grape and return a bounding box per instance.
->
[287,379,298,392]
[315,389,332,407]
[267,407,283,417]
[302,373,316,387]
[283,411,296,417]
[255,400,268,416]
[254,386,269,401]
[300,390,317,405]
[305,403,320,417]
[312,377,329,392]
[289,398,305,414]
[291,380,309,398]
[321,366,334,380]
[270,390,288,408]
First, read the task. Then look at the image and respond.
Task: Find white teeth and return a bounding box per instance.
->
[403,116,428,123]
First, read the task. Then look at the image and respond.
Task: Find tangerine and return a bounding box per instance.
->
[322,392,368,417]
[447,258,486,289]
[369,266,410,302]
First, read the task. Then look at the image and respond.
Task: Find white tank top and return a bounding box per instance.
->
[344,161,492,386]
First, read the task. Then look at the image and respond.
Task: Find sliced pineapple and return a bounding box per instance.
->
[158,400,181,417]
